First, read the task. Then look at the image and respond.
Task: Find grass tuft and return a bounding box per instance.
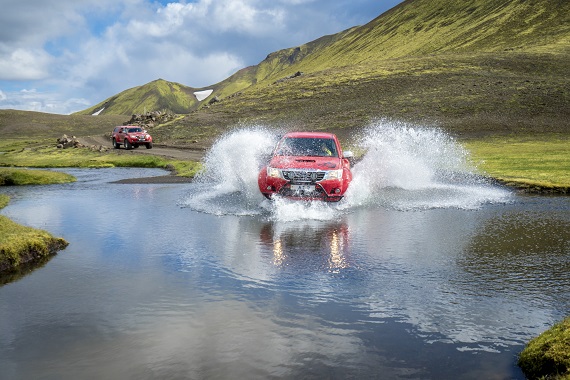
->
[463,134,570,191]
[518,317,570,380]
[0,145,202,178]
[0,194,8,209]
[0,168,76,186]
[0,215,69,273]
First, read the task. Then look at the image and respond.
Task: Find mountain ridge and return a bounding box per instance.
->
[68,0,569,144]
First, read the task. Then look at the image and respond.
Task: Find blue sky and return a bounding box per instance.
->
[0,0,403,114]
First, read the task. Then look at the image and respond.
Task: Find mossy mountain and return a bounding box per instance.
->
[73,0,569,142]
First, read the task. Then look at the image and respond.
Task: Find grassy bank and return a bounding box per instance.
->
[463,134,570,193]
[0,168,76,185]
[1,135,569,192]
[0,195,69,274]
[0,194,8,209]
[518,317,570,380]
[0,144,202,178]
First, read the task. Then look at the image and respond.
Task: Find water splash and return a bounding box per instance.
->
[182,127,277,215]
[181,122,511,217]
[345,121,511,210]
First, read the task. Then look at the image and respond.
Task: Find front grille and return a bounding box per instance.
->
[282,170,325,183]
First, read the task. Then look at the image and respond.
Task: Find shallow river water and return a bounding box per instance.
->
[1,127,569,379]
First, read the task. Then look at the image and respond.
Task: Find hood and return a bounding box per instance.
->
[269,155,341,170]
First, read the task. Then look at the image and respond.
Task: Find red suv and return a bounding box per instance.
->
[258,132,353,202]
[112,126,153,149]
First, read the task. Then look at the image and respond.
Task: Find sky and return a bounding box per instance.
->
[0,0,403,115]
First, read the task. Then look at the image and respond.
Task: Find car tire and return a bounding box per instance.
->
[124,139,132,150]
[146,142,153,149]
[113,138,120,149]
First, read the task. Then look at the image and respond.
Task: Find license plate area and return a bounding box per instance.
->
[290,184,316,192]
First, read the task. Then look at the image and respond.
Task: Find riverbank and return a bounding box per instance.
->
[463,135,570,195]
[0,167,76,185]
[0,194,69,275]
[1,133,570,193]
[518,316,570,380]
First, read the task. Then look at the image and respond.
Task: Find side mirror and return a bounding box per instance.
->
[343,151,354,159]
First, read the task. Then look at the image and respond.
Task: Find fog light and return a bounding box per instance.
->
[267,186,272,190]
[335,188,341,194]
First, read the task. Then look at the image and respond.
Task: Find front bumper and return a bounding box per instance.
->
[260,177,346,202]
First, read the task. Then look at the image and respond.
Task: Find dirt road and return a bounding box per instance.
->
[78,135,207,162]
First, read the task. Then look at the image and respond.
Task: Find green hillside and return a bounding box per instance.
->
[207,0,569,97]
[75,0,569,143]
[76,79,201,116]
[299,0,570,67]
[0,110,125,139]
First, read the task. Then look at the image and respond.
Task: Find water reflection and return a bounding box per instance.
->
[461,209,570,306]
[1,169,569,380]
[0,254,55,286]
[259,221,350,272]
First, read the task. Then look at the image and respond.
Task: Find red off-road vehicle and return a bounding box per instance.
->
[112,126,153,150]
[258,132,353,202]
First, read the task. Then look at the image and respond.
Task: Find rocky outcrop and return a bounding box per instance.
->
[124,110,176,129]
[56,134,108,152]
[56,134,80,149]
[274,71,304,84]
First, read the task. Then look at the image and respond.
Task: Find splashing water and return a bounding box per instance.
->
[182,127,276,216]
[181,122,511,218]
[345,121,511,210]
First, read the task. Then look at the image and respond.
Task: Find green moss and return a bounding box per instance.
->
[0,194,9,209]
[0,196,69,274]
[0,146,202,178]
[0,168,76,186]
[0,215,69,273]
[518,317,570,380]
[463,135,570,190]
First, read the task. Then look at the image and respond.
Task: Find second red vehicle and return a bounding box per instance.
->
[258,132,353,202]
[112,126,153,150]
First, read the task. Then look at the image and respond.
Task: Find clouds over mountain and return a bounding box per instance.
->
[0,0,399,114]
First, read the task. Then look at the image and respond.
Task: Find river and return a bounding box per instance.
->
[1,127,569,379]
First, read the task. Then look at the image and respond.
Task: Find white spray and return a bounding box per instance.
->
[344,120,510,209]
[181,122,510,217]
[183,127,277,215]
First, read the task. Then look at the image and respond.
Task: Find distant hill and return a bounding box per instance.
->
[76,79,201,116]
[68,0,570,142]
[0,110,125,139]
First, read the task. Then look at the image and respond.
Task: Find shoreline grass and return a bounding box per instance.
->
[0,168,76,186]
[518,317,570,380]
[0,145,202,178]
[0,137,568,192]
[463,134,570,193]
[0,195,69,275]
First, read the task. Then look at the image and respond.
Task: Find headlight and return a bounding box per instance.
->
[325,169,343,180]
[267,167,281,178]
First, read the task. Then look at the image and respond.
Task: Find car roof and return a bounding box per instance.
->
[282,131,336,139]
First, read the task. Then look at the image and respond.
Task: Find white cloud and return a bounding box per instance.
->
[209,0,285,34]
[0,87,90,114]
[0,49,52,81]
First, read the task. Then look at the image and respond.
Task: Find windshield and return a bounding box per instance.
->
[127,128,143,133]
[276,137,338,157]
